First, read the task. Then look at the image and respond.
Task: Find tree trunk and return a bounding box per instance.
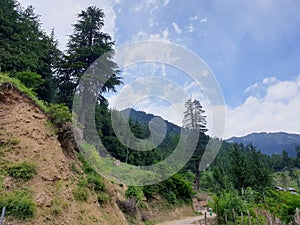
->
[79,82,89,126]
[194,160,200,191]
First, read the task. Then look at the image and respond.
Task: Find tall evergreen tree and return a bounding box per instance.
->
[183,98,208,190]
[0,1,61,102]
[58,6,122,112]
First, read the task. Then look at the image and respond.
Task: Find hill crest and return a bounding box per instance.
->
[227,132,300,156]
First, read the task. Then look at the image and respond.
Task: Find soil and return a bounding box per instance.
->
[156,209,216,225]
[0,89,129,225]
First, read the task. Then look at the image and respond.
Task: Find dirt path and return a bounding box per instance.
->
[156,210,215,225]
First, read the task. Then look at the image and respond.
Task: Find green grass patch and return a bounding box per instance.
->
[0,190,36,219]
[7,162,37,181]
[73,186,89,202]
[50,197,68,216]
[97,192,110,205]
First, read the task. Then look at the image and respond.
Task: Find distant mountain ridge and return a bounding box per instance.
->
[120,108,181,136]
[227,132,300,156]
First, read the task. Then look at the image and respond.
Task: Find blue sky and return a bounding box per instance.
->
[18,0,300,138]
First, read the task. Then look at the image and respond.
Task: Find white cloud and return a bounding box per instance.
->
[263,76,278,84]
[187,25,195,33]
[244,82,260,93]
[200,17,208,23]
[132,28,170,42]
[189,16,198,21]
[225,75,300,138]
[163,0,170,7]
[172,22,182,34]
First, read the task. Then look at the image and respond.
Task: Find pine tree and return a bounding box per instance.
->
[58,6,122,110]
[0,1,61,102]
[183,98,208,190]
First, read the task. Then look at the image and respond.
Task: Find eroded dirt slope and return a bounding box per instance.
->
[0,88,128,225]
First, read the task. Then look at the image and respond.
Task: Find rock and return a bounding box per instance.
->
[34,192,51,207]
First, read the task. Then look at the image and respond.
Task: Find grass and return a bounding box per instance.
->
[73,186,89,202]
[0,73,48,112]
[0,190,36,219]
[272,168,300,192]
[50,197,68,216]
[7,161,37,181]
[97,192,110,205]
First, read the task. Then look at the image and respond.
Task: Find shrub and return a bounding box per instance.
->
[7,162,37,181]
[73,186,89,202]
[0,190,36,219]
[47,104,71,127]
[11,70,44,92]
[87,173,105,192]
[158,173,194,204]
[143,185,159,200]
[165,191,177,204]
[97,192,110,205]
[126,186,144,202]
[117,198,138,218]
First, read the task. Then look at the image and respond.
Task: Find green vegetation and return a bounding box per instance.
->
[97,192,110,205]
[47,103,71,127]
[126,186,144,202]
[7,161,37,181]
[73,185,89,202]
[0,190,36,219]
[1,1,300,224]
[50,197,68,216]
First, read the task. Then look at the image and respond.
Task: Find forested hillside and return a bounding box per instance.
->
[227,132,300,156]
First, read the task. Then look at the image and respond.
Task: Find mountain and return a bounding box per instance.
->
[120,108,181,136]
[227,132,300,156]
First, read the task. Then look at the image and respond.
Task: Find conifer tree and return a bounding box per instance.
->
[183,98,208,190]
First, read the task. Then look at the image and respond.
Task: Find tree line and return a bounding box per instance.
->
[2,1,300,221]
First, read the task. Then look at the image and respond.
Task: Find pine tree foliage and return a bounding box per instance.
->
[0,0,61,102]
[182,98,208,190]
[183,98,207,133]
[58,6,122,109]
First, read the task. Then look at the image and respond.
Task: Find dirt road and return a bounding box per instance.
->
[156,210,215,225]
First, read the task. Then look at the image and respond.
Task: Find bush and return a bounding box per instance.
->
[158,173,194,204]
[77,153,106,192]
[47,104,71,127]
[87,173,105,192]
[117,198,138,218]
[11,70,44,91]
[212,189,246,222]
[97,192,110,205]
[165,191,177,204]
[126,186,144,202]
[143,185,159,200]
[0,190,36,219]
[7,162,37,181]
[73,186,89,202]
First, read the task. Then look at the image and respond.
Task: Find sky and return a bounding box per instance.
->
[18,0,300,139]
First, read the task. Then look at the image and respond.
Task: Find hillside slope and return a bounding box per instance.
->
[120,108,181,136]
[0,86,128,225]
[227,132,300,156]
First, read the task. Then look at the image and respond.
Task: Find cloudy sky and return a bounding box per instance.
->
[18,0,300,139]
